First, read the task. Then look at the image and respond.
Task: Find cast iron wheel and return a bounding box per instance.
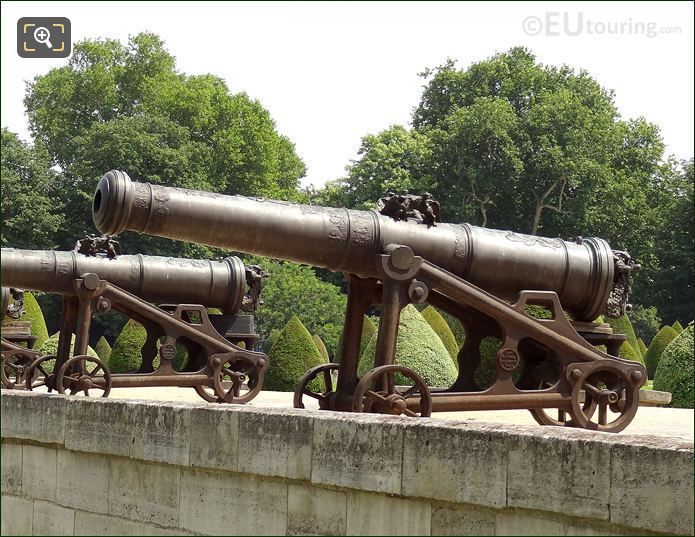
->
[353,364,432,417]
[56,355,112,397]
[529,378,597,427]
[210,353,264,404]
[1,352,34,389]
[568,363,640,433]
[25,355,57,392]
[293,363,339,410]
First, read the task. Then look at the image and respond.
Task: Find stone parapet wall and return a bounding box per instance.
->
[1,390,692,535]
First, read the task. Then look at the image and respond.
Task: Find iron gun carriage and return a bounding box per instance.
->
[93,170,645,431]
[1,241,268,403]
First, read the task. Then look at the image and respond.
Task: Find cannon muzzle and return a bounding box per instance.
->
[1,248,248,314]
[93,170,636,321]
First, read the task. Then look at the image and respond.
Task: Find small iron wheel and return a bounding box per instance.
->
[56,355,112,397]
[569,363,640,433]
[1,352,34,389]
[25,355,58,392]
[529,378,597,427]
[353,365,432,417]
[293,363,339,410]
[210,353,264,404]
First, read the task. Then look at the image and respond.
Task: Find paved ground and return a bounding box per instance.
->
[95,386,694,442]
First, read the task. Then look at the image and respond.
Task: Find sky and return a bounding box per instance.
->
[1,1,693,187]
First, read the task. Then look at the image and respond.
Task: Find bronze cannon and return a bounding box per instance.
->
[1,240,268,403]
[93,170,646,432]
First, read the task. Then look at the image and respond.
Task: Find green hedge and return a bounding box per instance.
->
[618,341,643,364]
[37,333,98,374]
[421,306,459,367]
[672,320,684,334]
[359,304,457,388]
[637,338,648,358]
[109,319,187,373]
[313,334,329,362]
[653,325,693,408]
[644,325,679,379]
[605,315,640,357]
[337,316,377,362]
[94,336,112,362]
[265,316,326,392]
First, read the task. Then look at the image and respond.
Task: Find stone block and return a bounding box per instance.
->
[1,391,66,444]
[145,524,199,535]
[179,467,287,535]
[130,401,191,466]
[345,490,431,536]
[64,398,134,458]
[0,494,33,536]
[1,442,22,495]
[22,444,57,502]
[430,502,496,536]
[32,500,75,536]
[189,405,239,471]
[109,457,180,527]
[506,433,611,520]
[312,414,405,494]
[609,443,694,535]
[239,408,313,480]
[74,511,145,536]
[56,449,109,514]
[287,482,347,536]
[495,510,567,536]
[401,421,507,508]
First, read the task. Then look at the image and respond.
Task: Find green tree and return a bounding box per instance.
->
[14,292,49,348]
[605,315,640,357]
[628,305,662,344]
[24,32,306,252]
[653,325,693,408]
[644,325,679,379]
[359,305,457,387]
[94,336,112,362]
[245,257,346,357]
[1,129,64,249]
[421,306,459,365]
[672,321,684,334]
[265,316,326,392]
[637,338,648,358]
[313,334,329,362]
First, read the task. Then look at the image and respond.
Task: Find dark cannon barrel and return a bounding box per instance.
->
[1,248,247,314]
[93,170,634,321]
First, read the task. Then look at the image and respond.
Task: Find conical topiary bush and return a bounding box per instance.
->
[37,333,99,374]
[109,319,188,374]
[644,325,679,379]
[672,320,684,334]
[605,315,640,357]
[94,336,112,362]
[653,325,693,408]
[313,334,329,362]
[337,316,377,362]
[359,304,457,388]
[15,292,49,348]
[637,338,648,358]
[262,329,281,354]
[421,306,459,367]
[618,341,643,365]
[266,316,327,392]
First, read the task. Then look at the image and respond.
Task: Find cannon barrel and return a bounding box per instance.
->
[0,248,247,314]
[93,170,633,321]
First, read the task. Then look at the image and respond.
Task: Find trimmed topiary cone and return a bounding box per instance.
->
[94,336,112,362]
[266,316,326,392]
[644,325,679,379]
[672,320,684,334]
[16,291,49,348]
[653,325,693,408]
[337,316,377,362]
[618,341,644,365]
[313,334,329,362]
[109,319,187,373]
[637,338,648,358]
[605,314,640,357]
[421,305,459,367]
[359,304,457,388]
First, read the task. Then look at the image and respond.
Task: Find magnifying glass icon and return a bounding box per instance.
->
[33,26,53,49]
